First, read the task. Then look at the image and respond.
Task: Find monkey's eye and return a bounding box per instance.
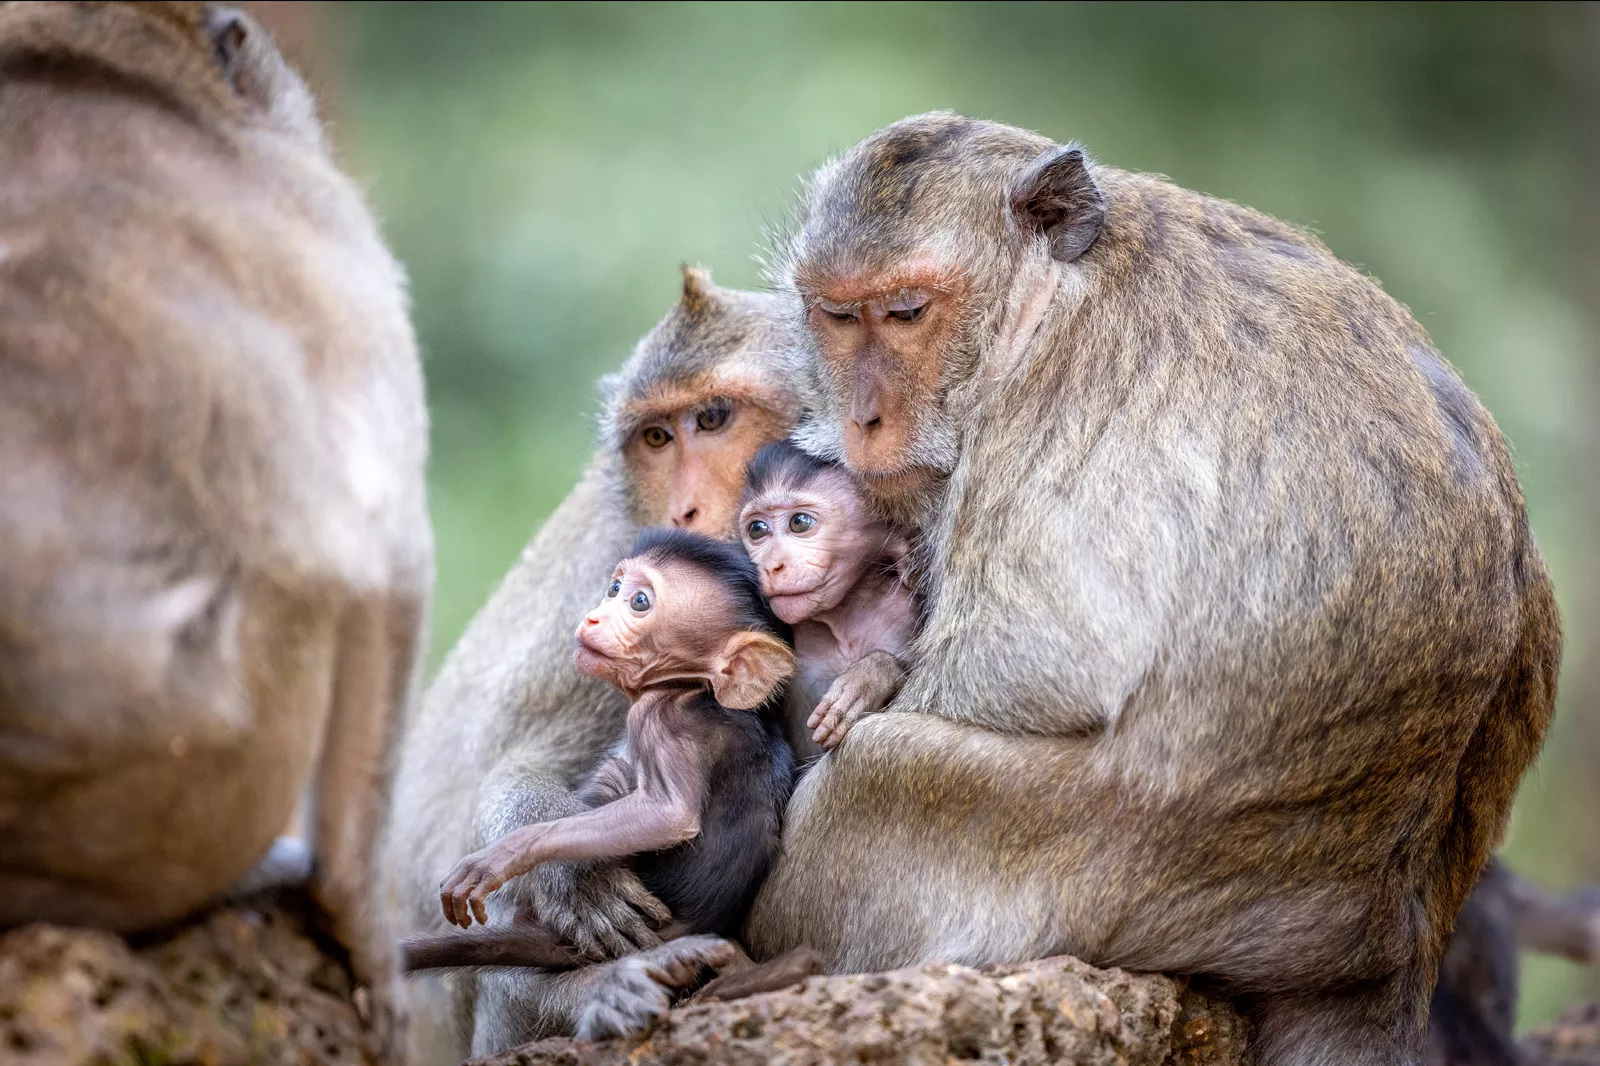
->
[816,300,857,323]
[629,590,651,613]
[886,301,926,323]
[746,519,771,542]
[640,426,672,449]
[696,403,731,432]
[788,513,817,534]
[607,579,621,598]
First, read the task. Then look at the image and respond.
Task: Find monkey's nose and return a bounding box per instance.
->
[672,506,699,528]
[583,616,599,627]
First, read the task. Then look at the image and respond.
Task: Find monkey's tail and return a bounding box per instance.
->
[1504,870,1600,964]
[400,925,582,973]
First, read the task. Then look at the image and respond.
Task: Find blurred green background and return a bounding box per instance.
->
[274,1,1597,1029]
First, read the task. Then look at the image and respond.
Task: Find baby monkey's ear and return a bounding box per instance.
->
[710,632,796,710]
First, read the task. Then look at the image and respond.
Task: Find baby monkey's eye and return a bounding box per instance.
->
[607,579,621,598]
[629,590,651,613]
[696,403,730,432]
[788,513,817,534]
[746,519,771,541]
[640,426,672,449]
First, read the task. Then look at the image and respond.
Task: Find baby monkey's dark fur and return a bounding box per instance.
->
[401,530,794,973]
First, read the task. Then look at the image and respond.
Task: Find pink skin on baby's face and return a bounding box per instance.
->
[738,469,890,625]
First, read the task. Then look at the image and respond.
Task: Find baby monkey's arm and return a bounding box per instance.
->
[440,734,705,928]
[808,650,906,751]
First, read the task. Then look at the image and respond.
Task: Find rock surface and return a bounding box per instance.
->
[0,888,371,1066]
[470,954,1251,1066]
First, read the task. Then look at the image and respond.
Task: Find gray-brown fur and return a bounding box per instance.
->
[0,0,432,1049]
[751,112,1559,1066]
[380,270,797,1063]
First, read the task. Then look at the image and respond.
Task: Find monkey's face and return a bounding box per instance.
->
[625,398,791,538]
[801,275,965,489]
[577,558,720,693]
[785,114,1106,519]
[739,470,888,624]
[575,556,794,708]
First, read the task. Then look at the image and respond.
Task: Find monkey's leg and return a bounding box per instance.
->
[311,591,426,1032]
[1246,975,1422,1066]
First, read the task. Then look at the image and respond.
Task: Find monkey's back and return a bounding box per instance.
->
[631,693,794,939]
[0,2,430,932]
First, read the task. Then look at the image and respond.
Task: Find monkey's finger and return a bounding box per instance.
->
[470,889,490,926]
[593,919,635,960]
[806,699,833,730]
[601,897,662,952]
[564,921,607,962]
[440,878,469,927]
[619,881,674,927]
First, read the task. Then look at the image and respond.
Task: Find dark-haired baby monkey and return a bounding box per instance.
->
[739,442,921,756]
[403,530,817,1018]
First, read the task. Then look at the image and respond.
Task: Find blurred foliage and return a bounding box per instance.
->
[327,1,1595,1027]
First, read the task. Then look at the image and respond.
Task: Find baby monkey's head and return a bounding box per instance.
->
[575,528,795,709]
[739,441,902,626]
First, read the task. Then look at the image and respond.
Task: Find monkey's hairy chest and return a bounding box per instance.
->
[628,696,794,939]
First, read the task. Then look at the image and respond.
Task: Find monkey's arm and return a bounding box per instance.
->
[441,741,706,928]
[575,754,635,807]
[807,650,906,751]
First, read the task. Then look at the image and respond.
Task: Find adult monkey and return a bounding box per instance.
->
[747,112,1559,1066]
[0,0,431,1035]
[382,268,803,1062]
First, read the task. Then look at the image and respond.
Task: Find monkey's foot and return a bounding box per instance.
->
[574,936,738,1041]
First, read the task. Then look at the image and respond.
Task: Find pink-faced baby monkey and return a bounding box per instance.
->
[739,442,920,754]
[403,530,797,982]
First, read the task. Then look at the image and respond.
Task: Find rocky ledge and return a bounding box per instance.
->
[8,889,1600,1066]
[471,954,1250,1066]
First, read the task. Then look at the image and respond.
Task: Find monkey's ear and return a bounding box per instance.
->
[680,265,717,316]
[1010,146,1106,263]
[206,7,249,84]
[710,632,796,710]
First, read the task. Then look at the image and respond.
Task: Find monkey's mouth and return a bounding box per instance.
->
[766,586,827,624]
[858,466,938,499]
[574,637,616,676]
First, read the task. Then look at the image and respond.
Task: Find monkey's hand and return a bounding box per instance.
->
[576,936,739,1041]
[528,860,673,962]
[440,837,527,928]
[808,651,907,751]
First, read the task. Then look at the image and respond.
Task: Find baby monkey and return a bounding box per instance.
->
[739,442,920,754]
[402,529,818,1027]
[434,529,796,939]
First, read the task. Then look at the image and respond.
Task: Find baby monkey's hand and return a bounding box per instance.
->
[440,824,545,927]
[808,651,906,751]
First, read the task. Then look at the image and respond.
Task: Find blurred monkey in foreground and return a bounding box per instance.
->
[380,269,807,1060]
[0,0,432,1043]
